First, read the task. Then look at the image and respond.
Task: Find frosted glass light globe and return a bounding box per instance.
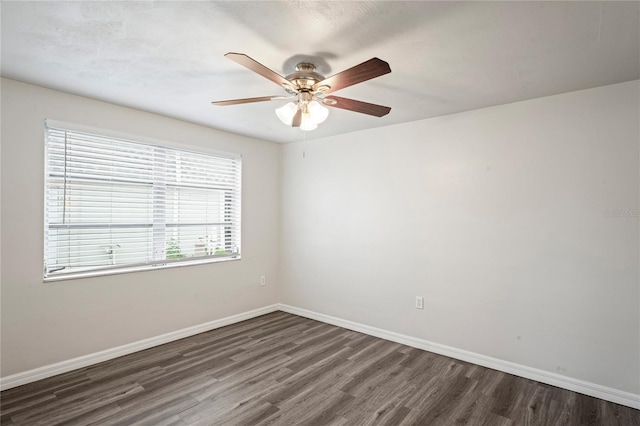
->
[307,101,329,124]
[275,102,297,125]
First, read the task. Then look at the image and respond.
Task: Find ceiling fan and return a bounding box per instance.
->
[212,53,392,131]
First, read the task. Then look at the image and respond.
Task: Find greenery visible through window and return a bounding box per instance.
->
[44,123,241,280]
[166,238,186,259]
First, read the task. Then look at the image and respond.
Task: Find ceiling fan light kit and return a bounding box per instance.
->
[276,98,329,131]
[212,53,391,131]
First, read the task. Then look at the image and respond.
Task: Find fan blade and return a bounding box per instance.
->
[323,96,391,117]
[211,96,290,106]
[225,53,295,91]
[292,108,302,127]
[314,58,391,94]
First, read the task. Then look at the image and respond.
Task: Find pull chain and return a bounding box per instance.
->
[302,129,306,159]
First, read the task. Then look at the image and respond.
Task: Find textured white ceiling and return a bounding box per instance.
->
[2,1,638,143]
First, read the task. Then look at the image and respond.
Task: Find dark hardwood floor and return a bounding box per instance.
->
[1,311,638,425]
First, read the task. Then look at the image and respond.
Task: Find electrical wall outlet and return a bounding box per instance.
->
[260,275,266,286]
[415,296,424,309]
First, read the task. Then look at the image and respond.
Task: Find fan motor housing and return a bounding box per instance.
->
[285,62,325,92]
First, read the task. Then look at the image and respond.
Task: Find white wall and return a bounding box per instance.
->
[0,78,281,377]
[280,81,640,395]
[2,77,638,398]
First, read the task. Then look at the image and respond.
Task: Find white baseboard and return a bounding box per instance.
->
[278,304,640,410]
[0,304,279,392]
[2,303,638,410]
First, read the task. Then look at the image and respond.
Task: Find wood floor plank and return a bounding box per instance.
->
[1,312,638,425]
[177,369,283,424]
[59,402,123,426]
[490,374,528,418]
[109,394,201,426]
[263,356,353,406]
[437,387,484,426]
[514,383,552,426]
[345,372,416,425]
[10,382,143,425]
[269,389,355,426]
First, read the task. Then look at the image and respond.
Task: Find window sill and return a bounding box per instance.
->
[43,255,241,282]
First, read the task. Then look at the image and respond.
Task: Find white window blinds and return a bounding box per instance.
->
[44,124,241,280]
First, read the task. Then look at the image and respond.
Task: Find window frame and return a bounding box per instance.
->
[43,120,242,282]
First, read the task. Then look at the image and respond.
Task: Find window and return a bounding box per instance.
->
[44,122,241,281]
